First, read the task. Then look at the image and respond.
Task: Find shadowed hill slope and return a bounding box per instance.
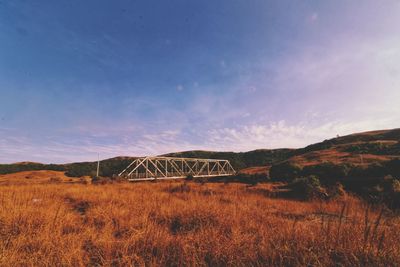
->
[162,149,294,170]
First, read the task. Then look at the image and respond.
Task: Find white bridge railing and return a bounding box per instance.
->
[118,156,236,181]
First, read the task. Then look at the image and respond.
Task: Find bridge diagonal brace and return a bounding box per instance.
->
[183,160,196,174]
[169,160,184,176]
[147,158,167,178]
[119,159,137,176]
[127,157,147,176]
[196,161,208,176]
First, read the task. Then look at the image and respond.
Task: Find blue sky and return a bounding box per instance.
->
[1,0,400,163]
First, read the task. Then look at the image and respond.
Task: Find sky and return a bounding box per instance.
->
[1,0,400,163]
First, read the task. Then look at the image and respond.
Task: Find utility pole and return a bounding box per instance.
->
[96,153,100,177]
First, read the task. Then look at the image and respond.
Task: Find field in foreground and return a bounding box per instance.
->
[1,180,400,266]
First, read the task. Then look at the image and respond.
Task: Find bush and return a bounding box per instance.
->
[326,182,347,199]
[110,175,127,183]
[167,183,191,193]
[270,162,302,182]
[385,158,400,178]
[186,174,194,181]
[301,163,350,185]
[91,176,113,184]
[78,177,88,184]
[393,180,400,192]
[289,176,326,200]
[365,175,400,209]
[381,175,400,193]
[91,175,100,184]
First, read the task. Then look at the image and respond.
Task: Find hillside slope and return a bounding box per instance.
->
[0,128,399,177]
[286,128,400,167]
[0,150,294,177]
[0,170,90,185]
[162,149,294,170]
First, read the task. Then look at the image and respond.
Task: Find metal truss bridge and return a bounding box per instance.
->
[118,156,236,181]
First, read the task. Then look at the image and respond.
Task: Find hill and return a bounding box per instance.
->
[0,170,90,185]
[287,128,400,167]
[0,128,399,179]
[162,149,294,170]
[267,129,400,207]
[0,150,294,177]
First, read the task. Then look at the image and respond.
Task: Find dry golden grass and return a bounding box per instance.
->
[288,149,395,167]
[0,180,399,266]
[239,166,269,175]
[0,170,90,185]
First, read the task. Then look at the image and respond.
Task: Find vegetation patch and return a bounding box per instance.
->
[168,211,220,235]
[64,196,91,215]
[166,183,191,193]
[288,176,326,200]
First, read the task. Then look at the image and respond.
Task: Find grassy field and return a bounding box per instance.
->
[0,175,400,266]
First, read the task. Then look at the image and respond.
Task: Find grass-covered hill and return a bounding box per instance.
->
[268,128,400,180]
[0,149,294,177]
[267,128,400,208]
[287,128,400,167]
[0,157,136,178]
[1,128,399,179]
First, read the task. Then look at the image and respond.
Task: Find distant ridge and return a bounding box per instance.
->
[1,128,399,177]
[13,161,43,165]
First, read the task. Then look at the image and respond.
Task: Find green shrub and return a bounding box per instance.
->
[381,175,400,193]
[91,175,100,184]
[301,163,350,184]
[393,180,400,192]
[326,182,346,199]
[385,159,400,178]
[91,176,113,184]
[289,176,326,200]
[270,162,302,182]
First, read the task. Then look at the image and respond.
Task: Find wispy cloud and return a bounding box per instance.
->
[205,117,399,152]
[1,1,400,164]
[2,113,398,164]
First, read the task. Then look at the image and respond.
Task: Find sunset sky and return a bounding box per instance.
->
[1,0,400,163]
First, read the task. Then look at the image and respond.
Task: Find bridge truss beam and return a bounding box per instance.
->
[118,156,236,181]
